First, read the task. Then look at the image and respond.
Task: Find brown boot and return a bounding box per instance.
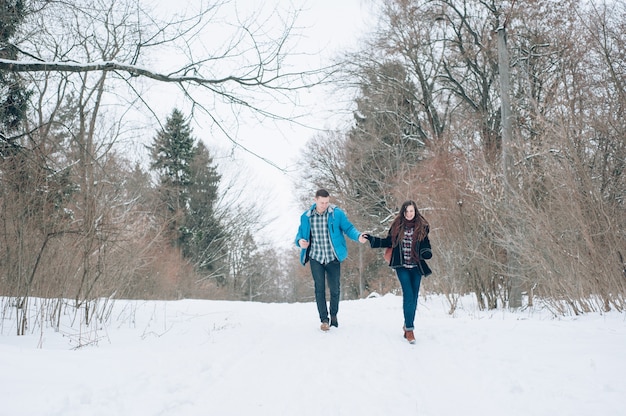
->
[403,326,416,344]
[320,321,330,331]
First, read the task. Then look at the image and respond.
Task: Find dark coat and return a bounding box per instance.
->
[367,232,432,277]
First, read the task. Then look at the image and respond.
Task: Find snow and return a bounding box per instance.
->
[1,294,624,416]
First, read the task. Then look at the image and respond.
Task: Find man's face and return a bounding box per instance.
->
[315,196,330,213]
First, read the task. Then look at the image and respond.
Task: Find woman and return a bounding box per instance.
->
[365,201,432,344]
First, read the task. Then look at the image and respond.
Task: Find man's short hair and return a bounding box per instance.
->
[315,189,330,198]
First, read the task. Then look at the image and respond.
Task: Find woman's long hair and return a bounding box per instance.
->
[388,200,429,247]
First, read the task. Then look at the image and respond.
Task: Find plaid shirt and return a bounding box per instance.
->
[309,209,336,264]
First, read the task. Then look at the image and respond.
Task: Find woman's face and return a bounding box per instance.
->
[404,204,416,221]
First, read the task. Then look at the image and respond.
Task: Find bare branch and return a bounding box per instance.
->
[0,58,326,88]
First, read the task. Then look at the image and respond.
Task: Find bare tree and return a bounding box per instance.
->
[0,0,331,155]
[321,0,626,314]
[1,0,329,336]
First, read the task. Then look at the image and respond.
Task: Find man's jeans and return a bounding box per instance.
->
[395,267,423,330]
[310,259,341,322]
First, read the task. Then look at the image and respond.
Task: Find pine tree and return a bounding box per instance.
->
[182,140,225,273]
[148,109,196,242]
[0,0,30,156]
[346,61,424,218]
[148,109,225,275]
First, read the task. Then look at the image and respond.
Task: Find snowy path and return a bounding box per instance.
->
[1,294,625,416]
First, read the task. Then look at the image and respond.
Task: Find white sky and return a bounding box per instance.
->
[231,0,375,247]
[212,0,375,247]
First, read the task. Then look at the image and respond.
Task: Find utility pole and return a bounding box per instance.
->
[497,16,522,308]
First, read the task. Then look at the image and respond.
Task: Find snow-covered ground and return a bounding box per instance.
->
[1,294,624,416]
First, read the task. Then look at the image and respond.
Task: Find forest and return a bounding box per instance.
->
[1,0,624,336]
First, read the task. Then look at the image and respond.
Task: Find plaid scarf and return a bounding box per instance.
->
[401,227,418,267]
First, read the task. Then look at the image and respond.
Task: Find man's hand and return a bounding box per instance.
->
[299,239,310,248]
[358,234,368,244]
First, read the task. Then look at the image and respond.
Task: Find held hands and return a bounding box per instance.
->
[301,235,368,246]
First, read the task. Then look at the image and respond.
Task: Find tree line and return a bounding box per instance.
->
[294,0,626,315]
[0,0,294,336]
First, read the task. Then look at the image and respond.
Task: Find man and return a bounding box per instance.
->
[295,189,367,331]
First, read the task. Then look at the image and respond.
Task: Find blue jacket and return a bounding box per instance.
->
[295,204,362,265]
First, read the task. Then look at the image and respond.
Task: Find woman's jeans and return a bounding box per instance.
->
[395,267,423,330]
[310,259,340,322]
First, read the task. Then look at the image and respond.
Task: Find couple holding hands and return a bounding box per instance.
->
[295,189,432,344]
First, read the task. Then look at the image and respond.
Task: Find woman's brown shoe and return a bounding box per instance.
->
[403,326,416,344]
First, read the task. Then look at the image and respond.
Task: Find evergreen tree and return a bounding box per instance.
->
[346,61,424,219]
[148,109,196,242]
[148,109,225,275]
[182,140,225,272]
[0,0,30,155]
